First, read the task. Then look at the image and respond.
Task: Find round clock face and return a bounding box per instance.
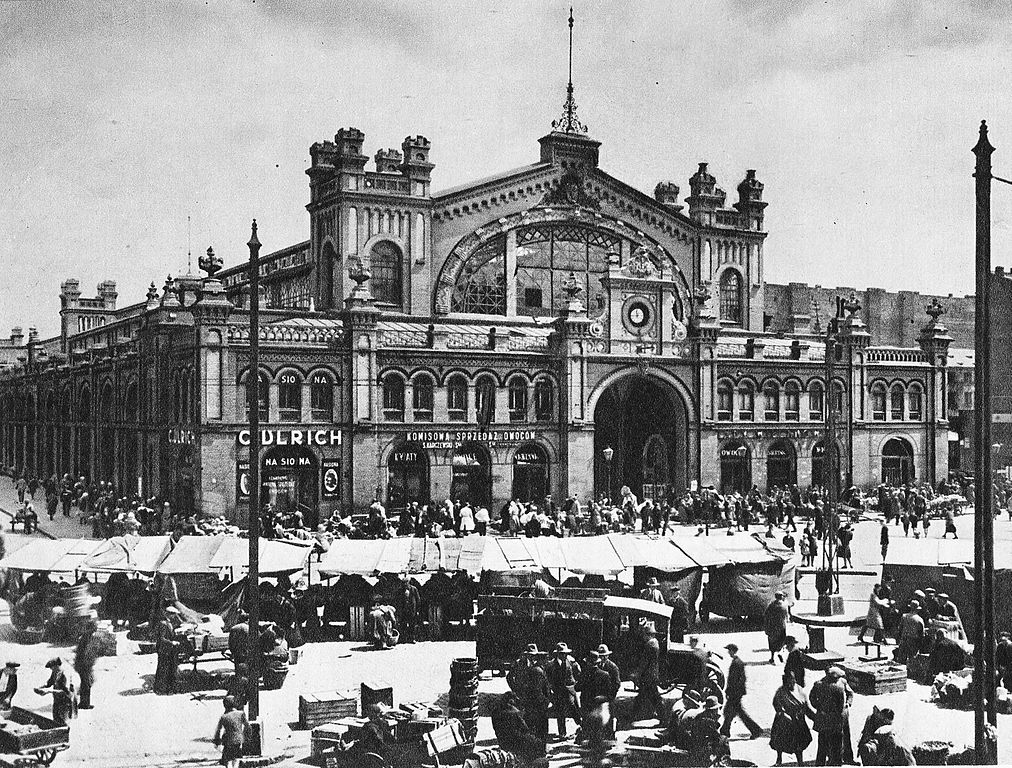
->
[630,306,646,326]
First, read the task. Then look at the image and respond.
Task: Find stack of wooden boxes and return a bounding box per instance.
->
[448,657,479,742]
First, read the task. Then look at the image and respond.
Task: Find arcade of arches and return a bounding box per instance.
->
[593,375,689,503]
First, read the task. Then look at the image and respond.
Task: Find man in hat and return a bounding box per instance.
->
[895,601,926,663]
[719,643,762,740]
[74,620,99,710]
[397,575,421,644]
[228,610,250,670]
[639,577,665,605]
[506,644,551,742]
[764,591,790,664]
[154,606,182,694]
[35,658,73,725]
[0,662,19,709]
[920,588,939,622]
[693,695,731,764]
[595,644,621,704]
[576,650,614,752]
[669,589,691,643]
[491,691,545,761]
[783,635,807,688]
[809,667,849,766]
[934,593,964,637]
[545,642,582,738]
[632,623,665,725]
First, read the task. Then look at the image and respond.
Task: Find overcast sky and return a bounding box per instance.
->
[3,0,1012,339]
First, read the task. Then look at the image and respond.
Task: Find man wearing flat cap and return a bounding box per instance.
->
[720,643,762,740]
[545,642,582,739]
[35,658,72,725]
[154,605,182,695]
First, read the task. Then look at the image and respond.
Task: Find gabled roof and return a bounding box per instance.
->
[433,162,551,200]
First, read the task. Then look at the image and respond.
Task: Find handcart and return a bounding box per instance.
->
[0,707,70,766]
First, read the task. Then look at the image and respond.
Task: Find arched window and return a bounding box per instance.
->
[763,381,780,421]
[451,236,506,315]
[908,384,923,421]
[382,374,405,421]
[719,269,743,325]
[808,381,824,421]
[370,241,403,307]
[508,377,528,422]
[412,375,434,422]
[890,384,905,420]
[534,378,554,422]
[309,371,334,422]
[737,382,754,421]
[831,381,844,415]
[447,375,468,422]
[475,376,496,427]
[785,381,801,422]
[871,383,887,421]
[243,370,269,421]
[278,370,303,422]
[716,380,733,422]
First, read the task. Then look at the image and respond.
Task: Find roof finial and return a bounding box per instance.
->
[552,6,588,135]
[186,214,192,274]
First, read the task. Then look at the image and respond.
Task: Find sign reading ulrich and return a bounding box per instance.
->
[237,428,342,447]
[406,430,537,450]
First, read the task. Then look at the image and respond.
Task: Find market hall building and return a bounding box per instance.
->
[0,102,954,526]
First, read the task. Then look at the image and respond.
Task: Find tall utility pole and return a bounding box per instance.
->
[972,121,997,764]
[821,303,840,592]
[246,220,262,732]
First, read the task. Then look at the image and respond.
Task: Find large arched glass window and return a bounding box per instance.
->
[534,378,554,422]
[716,380,733,422]
[309,372,334,422]
[908,384,923,421]
[508,377,528,422]
[447,375,468,422]
[871,383,886,421]
[763,382,780,421]
[737,381,754,421]
[278,370,302,422]
[382,374,405,421]
[451,236,506,315]
[412,375,434,422]
[719,269,743,324]
[370,241,403,306]
[890,384,905,420]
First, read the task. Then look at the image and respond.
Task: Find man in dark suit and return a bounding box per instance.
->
[577,651,615,753]
[397,576,421,644]
[507,644,551,742]
[632,623,665,725]
[228,610,250,670]
[546,642,582,738]
[491,691,545,761]
[154,606,182,695]
[783,635,807,687]
[810,667,848,766]
[720,643,762,739]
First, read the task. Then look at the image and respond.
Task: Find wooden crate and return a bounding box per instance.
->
[841,660,907,695]
[361,679,393,712]
[348,605,368,641]
[299,690,358,729]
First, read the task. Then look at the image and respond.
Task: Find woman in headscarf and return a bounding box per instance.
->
[769,670,812,766]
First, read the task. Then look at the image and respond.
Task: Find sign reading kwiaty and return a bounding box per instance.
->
[406,430,537,450]
[237,428,342,447]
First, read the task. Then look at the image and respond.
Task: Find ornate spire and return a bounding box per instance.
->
[551,7,588,135]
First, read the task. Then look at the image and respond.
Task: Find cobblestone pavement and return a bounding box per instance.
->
[0,477,1006,765]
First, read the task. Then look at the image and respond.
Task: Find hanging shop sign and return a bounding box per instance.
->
[321,458,342,498]
[237,428,342,447]
[406,430,537,450]
[237,461,250,499]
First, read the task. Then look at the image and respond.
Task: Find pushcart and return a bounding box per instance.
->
[0,707,70,766]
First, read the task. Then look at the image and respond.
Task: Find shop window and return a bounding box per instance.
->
[310,373,334,422]
[763,382,780,421]
[737,382,754,421]
[908,385,923,421]
[871,383,886,421]
[278,371,302,422]
[808,382,824,421]
[382,374,405,421]
[719,269,743,325]
[508,378,528,422]
[534,379,554,421]
[412,376,434,422]
[243,371,269,422]
[785,382,800,422]
[370,241,403,307]
[475,376,496,426]
[716,380,733,422]
[891,384,905,420]
[447,376,468,422]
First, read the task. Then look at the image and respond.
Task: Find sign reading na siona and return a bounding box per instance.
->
[237,428,342,447]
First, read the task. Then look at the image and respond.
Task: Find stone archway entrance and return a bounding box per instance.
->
[593,375,687,503]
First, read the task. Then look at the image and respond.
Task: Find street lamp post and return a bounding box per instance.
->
[602,446,614,504]
[246,220,262,747]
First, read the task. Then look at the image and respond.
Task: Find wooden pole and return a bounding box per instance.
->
[246,220,262,730]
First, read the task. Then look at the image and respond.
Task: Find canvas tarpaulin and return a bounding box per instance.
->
[157,537,227,574]
[704,560,796,619]
[81,535,172,573]
[208,538,314,575]
[0,538,101,572]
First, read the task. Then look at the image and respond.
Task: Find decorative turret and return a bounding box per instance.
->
[685,163,726,224]
[97,280,118,309]
[837,292,871,348]
[734,170,767,231]
[400,136,434,182]
[60,279,81,309]
[160,275,180,308]
[199,246,222,277]
[9,327,23,347]
[374,148,403,174]
[146,282,160,310]
[918,297,953,360]
[654,181,683,213]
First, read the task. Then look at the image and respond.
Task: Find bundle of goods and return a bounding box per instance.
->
[448,657,479,742]
[931,668,975,709]
[840,660,907,695]
[911,740,952,765]
[927,494,965,515]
